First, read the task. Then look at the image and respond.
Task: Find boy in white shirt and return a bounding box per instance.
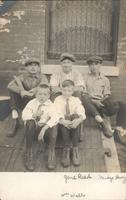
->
[22,84,59,171]
[54,80,86,167]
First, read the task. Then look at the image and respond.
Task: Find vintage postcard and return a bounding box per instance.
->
[0,0,126,199]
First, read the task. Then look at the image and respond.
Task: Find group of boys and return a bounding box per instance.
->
[7,53,126,171]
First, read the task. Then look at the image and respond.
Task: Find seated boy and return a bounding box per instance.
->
[50,52,113,138]
[22,84,59,171]
[50,52,85,100]
[54,80,86,167]
[7,57,48,137]
[85,56,126,138]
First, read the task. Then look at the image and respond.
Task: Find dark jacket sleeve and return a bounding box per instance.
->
[7,74,24,94]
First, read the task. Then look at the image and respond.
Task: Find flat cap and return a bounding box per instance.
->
[87,56,103,65]
[25,57,40,66]
[60,52,76,62]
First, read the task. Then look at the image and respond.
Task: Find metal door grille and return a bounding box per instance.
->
[47,0,119,61]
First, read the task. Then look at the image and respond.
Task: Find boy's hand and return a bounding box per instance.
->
[29,88,36,95]
[21,90,34,98]
[59,119,72,129]
[92,99,104,108]
[32,114,40,121]
[38,125,49,141]
[70,118,81,129]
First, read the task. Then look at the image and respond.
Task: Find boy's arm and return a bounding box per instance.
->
[7,74,25,94]
[50,73,61,92]
[70,99,86,129]
[74,70,86,92]
[103,77,111,99]
[22,101,35,121]
[75,99,86,121]
[45,106,62,128]
[29,74,49,95]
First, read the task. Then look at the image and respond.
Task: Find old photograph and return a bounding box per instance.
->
[0,0,126,173]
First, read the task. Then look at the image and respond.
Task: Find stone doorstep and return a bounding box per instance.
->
[0,65,119,77]
[102,134,121,172]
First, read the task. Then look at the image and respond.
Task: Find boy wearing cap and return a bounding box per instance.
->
[50,52,85,101]
[85,56,126,137]
[7,58,48,137]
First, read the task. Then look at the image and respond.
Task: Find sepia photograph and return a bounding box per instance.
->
[0,0,126,181]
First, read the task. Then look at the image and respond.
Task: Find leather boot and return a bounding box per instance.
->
[7,118,19,137]
[72,146,80,166]
[47,148,56,170]
[100,118,113,138]
[24,149,35,171]
[61,148,70,168]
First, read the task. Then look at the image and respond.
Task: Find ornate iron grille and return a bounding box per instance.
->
[47,0,119,62]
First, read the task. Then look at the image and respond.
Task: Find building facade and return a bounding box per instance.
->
[0,0,126,101]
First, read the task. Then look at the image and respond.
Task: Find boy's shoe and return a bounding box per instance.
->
[72,146,81,166]
[100,119,113,138]
[47,149,56,170]
[61,148,70,168]
[24,149,35,171]
[7,118,19,137]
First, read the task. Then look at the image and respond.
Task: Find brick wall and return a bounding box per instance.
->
[0,0,46,71]
[117,0,126,67]
[110,0,126,101]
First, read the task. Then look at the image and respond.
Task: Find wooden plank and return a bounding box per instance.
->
[0,115,108,172]
[6,129,26,172]
[0,147,13,171]
[115,142,126,172]
[102,134,121,172]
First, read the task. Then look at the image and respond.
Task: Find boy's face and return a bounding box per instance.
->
[61,59,73,74]
[89,62,101,75]
[61,85,74,98]
[26,63,40,74]
[36,88,50,103]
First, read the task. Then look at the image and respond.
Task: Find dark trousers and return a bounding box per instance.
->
[0,99,11,121]
[74,92,119,117]
[25,120,57,150]
[116,101,126,129]
[9,90,33,111]
[94,96,119,117]
[59,114,80,148]
[83,95,126,129]
[60,125,80,148]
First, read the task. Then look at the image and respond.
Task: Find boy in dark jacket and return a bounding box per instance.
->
[7,57,48,137]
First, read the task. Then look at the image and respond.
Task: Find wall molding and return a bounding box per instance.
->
[41,65,119,77]
[0,65,119,77]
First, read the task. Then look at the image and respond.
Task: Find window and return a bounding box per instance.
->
[45,0,120,65]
